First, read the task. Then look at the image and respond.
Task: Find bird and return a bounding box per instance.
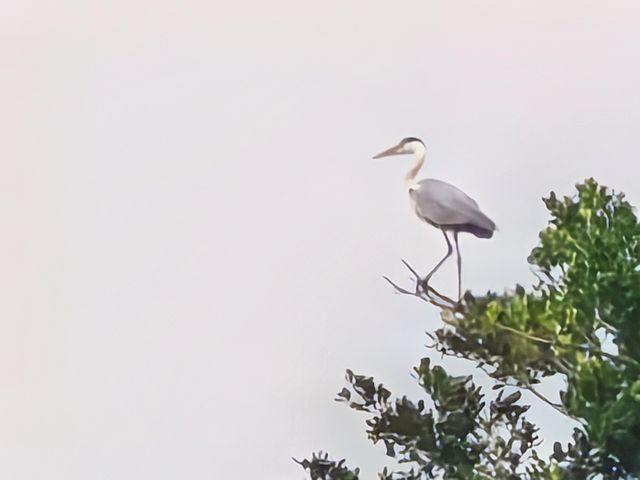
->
[373,137,496,300]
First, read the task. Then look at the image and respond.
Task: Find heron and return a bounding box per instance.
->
[373,137,496,300]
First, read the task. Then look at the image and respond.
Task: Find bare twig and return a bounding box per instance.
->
[596,318,618,334]
[494,323,640,370]
[520,384,562,410]
[582,345,640,369]
[399,259,458,307]
[383,259,459,311]
[382,276,452,310]
[432,345,583,423]
[552,358,572,376]
[424,337,584,425]
[493,324,553,344]
[519,380,585,424]
[423,283,458,308]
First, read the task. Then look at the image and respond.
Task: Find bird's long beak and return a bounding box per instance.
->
[373,144,402,159]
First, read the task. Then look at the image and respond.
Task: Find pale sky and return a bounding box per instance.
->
[3,1,640,478]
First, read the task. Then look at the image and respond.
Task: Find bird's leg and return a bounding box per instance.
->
[421,230,453,292]
[454,231,461,301]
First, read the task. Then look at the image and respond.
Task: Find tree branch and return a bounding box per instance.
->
[494,323,640,370]
[383,276,452,310]
[382,259,459,311]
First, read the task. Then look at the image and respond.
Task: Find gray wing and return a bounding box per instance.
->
[409,178,496,237]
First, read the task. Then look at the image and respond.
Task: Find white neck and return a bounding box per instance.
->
[404,143,426,187]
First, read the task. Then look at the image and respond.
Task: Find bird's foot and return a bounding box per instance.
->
[394,259,458,310]
[419,276,432,296]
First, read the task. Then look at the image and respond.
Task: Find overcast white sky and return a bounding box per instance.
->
[3,0,640,478]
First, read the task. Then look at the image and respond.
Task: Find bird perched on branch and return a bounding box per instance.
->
[373,137,496,300]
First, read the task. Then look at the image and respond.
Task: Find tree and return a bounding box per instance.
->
[296,179,640,479]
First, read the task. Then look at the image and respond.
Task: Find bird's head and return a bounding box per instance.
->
[373,137,425,159]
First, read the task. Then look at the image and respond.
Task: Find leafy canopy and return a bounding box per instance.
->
[297,179,640,479]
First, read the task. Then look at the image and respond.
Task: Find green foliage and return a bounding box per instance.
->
[298,179,640,479]
[295,452,360,479]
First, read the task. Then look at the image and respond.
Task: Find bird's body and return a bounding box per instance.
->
[373,137,496,299]
[409,178,495,238]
